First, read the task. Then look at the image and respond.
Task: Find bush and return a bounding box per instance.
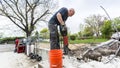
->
[0,37,24,44]
[70,35,76,40]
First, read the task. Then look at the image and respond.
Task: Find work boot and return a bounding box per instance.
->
[14,48,17,53]
[63,46,71,55]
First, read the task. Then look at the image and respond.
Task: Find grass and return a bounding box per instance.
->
[69,38,108,44]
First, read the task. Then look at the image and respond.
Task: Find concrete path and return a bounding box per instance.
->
[0,44,15,52]
[0,44,39,68]
[0,52,39,68]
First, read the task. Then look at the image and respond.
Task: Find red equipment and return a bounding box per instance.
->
[17,44,25,53]
[63,36,68,46]
[63,36,71,55]
[15,39,19,48]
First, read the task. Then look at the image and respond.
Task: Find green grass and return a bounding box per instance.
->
[69,38,108,44]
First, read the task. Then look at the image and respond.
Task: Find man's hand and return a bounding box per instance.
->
[61,25,67,31]
[60,25,67,36]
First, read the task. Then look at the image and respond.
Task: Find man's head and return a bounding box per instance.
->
[68,8,75,17]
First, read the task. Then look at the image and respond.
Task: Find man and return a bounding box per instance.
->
[48,7,75,52]
[14,38,19,52]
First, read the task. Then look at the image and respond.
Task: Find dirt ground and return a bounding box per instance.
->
[37,42,89,50]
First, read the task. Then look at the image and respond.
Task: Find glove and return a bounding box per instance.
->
[61,25,67,31]
[60,25,67,36]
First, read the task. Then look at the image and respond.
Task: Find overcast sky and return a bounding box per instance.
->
[0,0,120,37]
[58,0,120,33]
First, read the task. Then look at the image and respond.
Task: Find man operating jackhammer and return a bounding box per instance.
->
[48,7,75,54]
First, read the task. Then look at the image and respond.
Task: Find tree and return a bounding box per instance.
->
[84,14,107,37]
[40,28,49,39]
[101,20,112,38]
[79,23,85,32]
[0,0,58,37]
[35,31,39,38]
[78,31,82,38]
[0,33,3,38]
[78,23,85,37]
[113,17,120,31]
[83,26,93,37]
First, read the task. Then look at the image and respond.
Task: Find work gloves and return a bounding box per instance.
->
[60,25,67,36]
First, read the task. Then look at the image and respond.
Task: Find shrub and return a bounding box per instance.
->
[0,37,24,44]
[70,35,76,40]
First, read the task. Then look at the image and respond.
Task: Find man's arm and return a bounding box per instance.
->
[56,12,64,25]
[57,12,67,36]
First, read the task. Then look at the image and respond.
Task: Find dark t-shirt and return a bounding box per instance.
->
[49,7,68,25]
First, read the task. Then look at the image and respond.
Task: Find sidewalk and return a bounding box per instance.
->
[0,52,39,68]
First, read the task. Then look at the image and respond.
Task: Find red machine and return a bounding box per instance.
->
[60,25,70,55]
[63,36,68,46]
[17,44,25,53]
[63,36,71,55]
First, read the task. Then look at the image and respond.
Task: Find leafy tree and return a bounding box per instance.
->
[0,0,58,37]
[79,23,85,32]
[78,23,85,38]
[40,28,48,33]
[35,31,39,39]
[84,14,107,37]
[78,31,82,39]
[83,26,93,37]
[101,20,112,38]
[113,17,120,31]
[40,28,49,39]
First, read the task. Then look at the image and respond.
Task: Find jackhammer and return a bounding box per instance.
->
[60,24,71,55]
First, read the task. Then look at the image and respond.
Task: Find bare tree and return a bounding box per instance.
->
[0,0,58,37]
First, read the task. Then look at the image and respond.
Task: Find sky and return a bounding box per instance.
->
[0,0,120,37]
[58,0,120,33]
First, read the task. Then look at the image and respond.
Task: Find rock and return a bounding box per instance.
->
[82,49,102,62]
[96,48,116,56]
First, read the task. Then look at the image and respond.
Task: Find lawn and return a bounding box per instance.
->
[69,38,108,44]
